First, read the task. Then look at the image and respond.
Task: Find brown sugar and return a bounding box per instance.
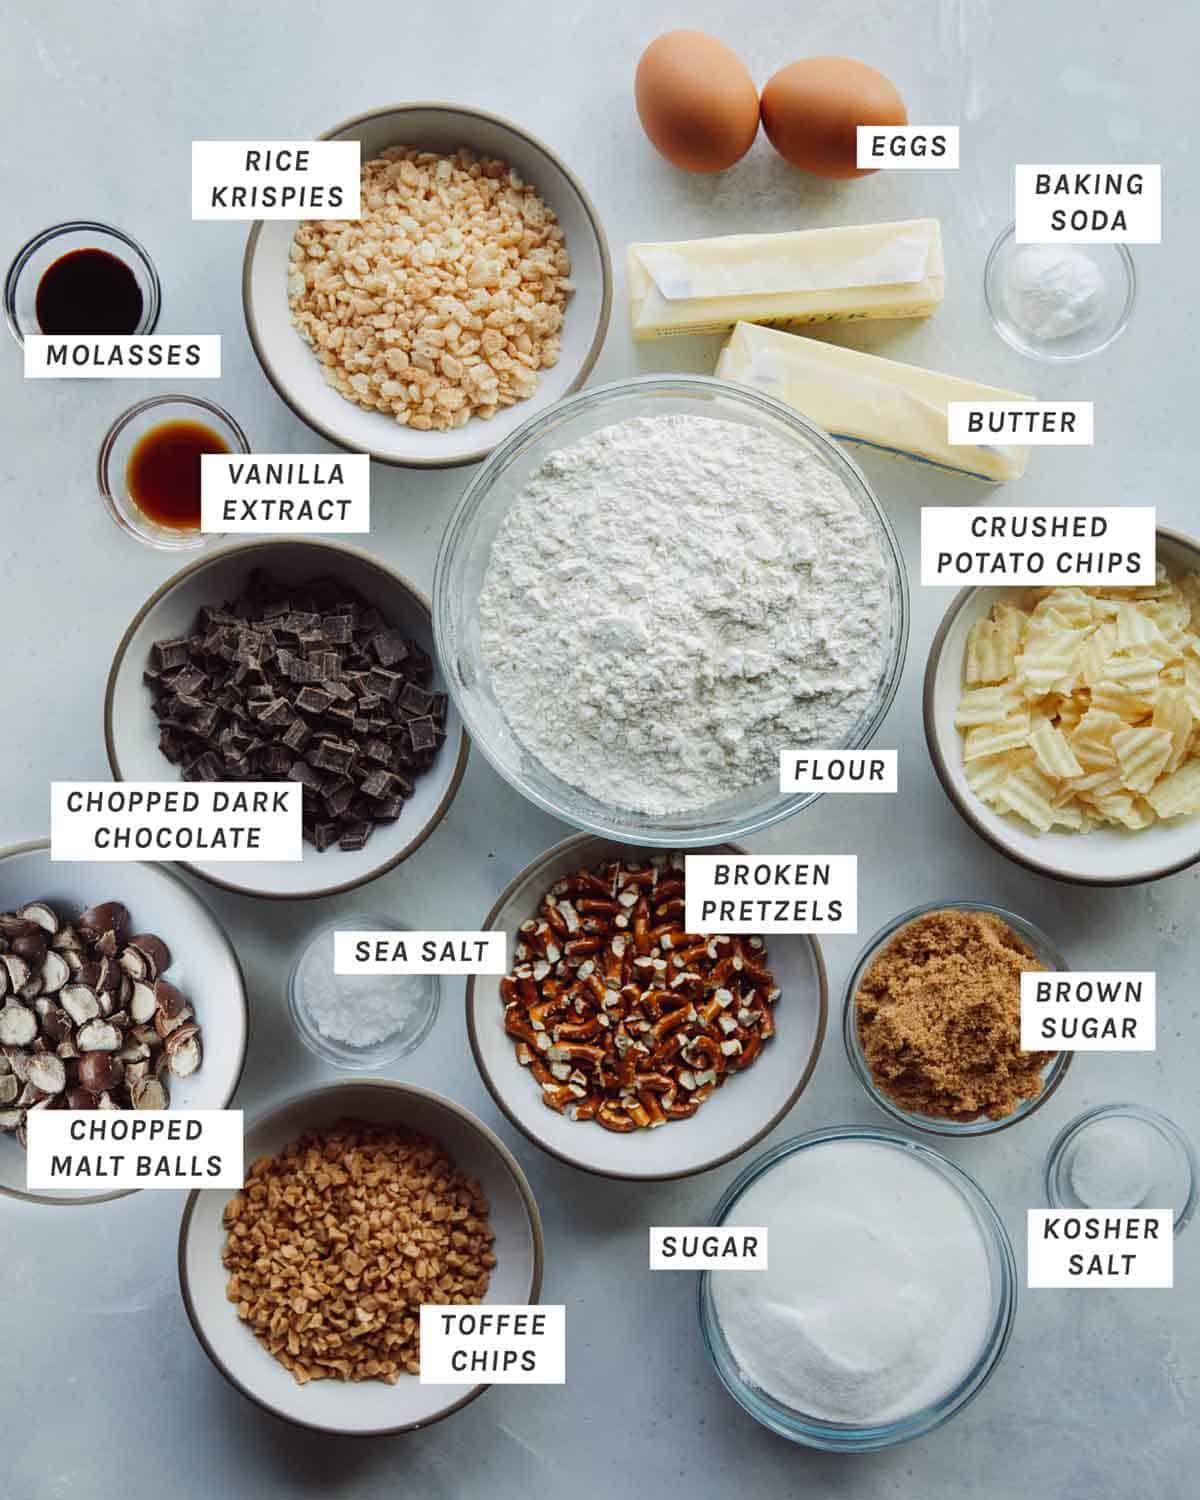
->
[855,908,1055,1122]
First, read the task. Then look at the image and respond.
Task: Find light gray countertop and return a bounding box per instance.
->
[1,1,1196,1496]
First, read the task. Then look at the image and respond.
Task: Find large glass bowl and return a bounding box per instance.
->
[699,1126,1018,1451]
[843,900,1073,1137]
[433,375,908,844]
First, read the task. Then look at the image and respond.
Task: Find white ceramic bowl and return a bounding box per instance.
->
[242,102,612,469]
[104,538,468,900]
[0,840,248,1206]
[178,1080,544,1435]
[924,527,1200,886]
[467,834,828,1180]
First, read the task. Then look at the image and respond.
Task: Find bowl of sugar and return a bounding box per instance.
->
[700,1126,1017,1450]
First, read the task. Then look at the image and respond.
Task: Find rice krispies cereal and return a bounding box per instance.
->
[288,146,573,432]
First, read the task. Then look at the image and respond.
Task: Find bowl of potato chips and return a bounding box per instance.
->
[924,528,1200,886]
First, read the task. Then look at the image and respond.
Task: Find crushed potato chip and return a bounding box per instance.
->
[956,571,1200,834]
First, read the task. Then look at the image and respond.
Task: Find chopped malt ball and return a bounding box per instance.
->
[854,909,1056,1122]
[288,147,572,432]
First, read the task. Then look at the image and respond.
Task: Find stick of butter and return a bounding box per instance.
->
[628,220,944,340]
[716,321,1033,483]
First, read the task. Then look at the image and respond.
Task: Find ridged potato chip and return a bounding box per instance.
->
[956,572,1200,834]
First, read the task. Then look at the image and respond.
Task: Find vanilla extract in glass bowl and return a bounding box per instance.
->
[97,394,249,550]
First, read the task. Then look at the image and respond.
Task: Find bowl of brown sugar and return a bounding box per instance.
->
[843,901,1072,1136]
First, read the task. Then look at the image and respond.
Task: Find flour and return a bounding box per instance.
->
[479,414,890,815]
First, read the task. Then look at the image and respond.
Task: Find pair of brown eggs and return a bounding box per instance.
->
[635,31,907,180]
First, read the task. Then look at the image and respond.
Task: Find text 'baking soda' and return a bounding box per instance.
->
[200,454,370,534]
[24,334,221,379]
[649,1227,768,1269]
[50,782,303,861]
[1020,972,1156,1051]
[333,931,508,976]
[1014,165,1162,243]
[191,141,361,219]
[1027,1210,1173,1288]
[25,1109,244,1190]
[419,1305,566,1384]
[920,506,1156,586]
[684,856,858,935]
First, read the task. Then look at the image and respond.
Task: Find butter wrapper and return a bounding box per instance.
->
[716,322,1032,483]
[628,219,944,339]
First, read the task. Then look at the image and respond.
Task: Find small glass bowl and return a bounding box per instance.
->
[984,224,1135,363]
[699,1127,1018,1451]
[433,374,909,846]
[843,900,1073,1136]
[4,220,161,346]
[97,393,249,550]
[1044,1103,1198,1235]
[287,912,441,1071]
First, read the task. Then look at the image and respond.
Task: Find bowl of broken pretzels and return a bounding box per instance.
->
[467,833,828,1181]
[104,538,469,901]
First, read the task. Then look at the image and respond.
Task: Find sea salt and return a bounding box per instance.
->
[296,927,430,1047]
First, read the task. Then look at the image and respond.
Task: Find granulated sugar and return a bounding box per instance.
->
[712,1139,993,1425]
[479,413,889,815]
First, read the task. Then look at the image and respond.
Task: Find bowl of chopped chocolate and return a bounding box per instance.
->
[104,538,468,899]
[0,839,248,1204]
[467,834,828,1181]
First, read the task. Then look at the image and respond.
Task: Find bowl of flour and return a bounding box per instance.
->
[434,375,907,842]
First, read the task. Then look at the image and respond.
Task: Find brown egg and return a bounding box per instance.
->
[635,31,760,174]
[761,57,907,179]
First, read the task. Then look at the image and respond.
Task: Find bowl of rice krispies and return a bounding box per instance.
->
[924,528,1200,886]
[243,102,611,468]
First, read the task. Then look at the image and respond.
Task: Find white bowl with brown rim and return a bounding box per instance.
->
[178,1079,544,1435]
[467,834,827,1181]
[242,102,612,469]
[0,839,248,1206]
[924,526,1200,886]
[104,538,468,900]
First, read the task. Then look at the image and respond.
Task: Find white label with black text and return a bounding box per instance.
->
[1027,1210,1173,1288]
[856,125,959,169]
[419,1305,565,1385]
[201,453,370,534]
[26,1110,244,1190]
[51,782,303,861]
[1021,972,1155,1051]
[684,855,857,935]
[24,335,220,379]
[649,1227,768,1270]
[920,506,1155,586]
[1014,164,1162,243]
[334,931,507,976]
[947,401,1093,446]
[191,140,360,219]
[780,750,897,794]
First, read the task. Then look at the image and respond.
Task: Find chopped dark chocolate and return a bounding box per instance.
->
[146,569,445,853]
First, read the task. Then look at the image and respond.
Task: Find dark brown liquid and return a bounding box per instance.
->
[35,247,144,335]
[126,420,229,531]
